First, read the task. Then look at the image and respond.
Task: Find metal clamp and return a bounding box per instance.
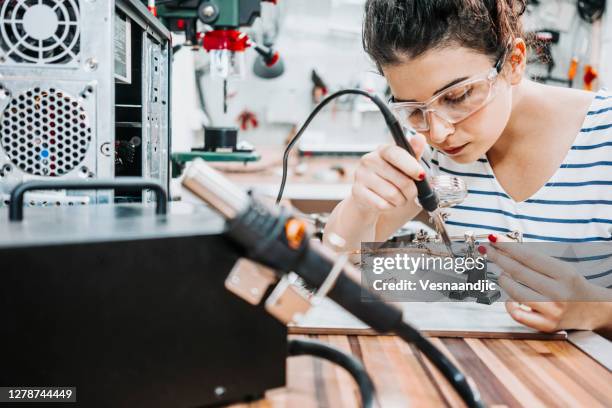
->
[415,229,525,244]
[464,231,476,259]
[506,230,523,242]
[225,258,277,305]
[264,273,312,325]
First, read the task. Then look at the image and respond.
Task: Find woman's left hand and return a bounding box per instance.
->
[484,234,612,333]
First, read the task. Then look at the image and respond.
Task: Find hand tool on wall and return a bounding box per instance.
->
[156,1,283,165]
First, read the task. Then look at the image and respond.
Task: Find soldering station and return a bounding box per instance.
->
[1,0,610,407]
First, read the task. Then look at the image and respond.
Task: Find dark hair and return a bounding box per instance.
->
[362,0,526,71]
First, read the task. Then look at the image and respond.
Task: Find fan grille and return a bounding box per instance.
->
[0,0,80,65]
[0,87,92,176]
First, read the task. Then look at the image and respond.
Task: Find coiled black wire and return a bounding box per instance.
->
[275,89,392,205]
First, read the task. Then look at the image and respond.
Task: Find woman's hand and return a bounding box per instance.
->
[484,234,612,333]
[323,133,428,252]
[350,133,427,214]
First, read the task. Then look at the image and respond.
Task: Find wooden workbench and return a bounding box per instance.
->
[231,334,612,407]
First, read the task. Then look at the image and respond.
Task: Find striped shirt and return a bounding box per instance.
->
[421,89,612,286]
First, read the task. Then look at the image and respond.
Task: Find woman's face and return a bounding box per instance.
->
[383,46,514,164]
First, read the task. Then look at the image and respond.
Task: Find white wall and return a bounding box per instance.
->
[523,0,611,89]
[170,0,612,152]
[172,0,391,151]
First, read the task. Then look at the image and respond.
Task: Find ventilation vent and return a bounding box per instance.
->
[1,87,92,176]
[0,0,81,65]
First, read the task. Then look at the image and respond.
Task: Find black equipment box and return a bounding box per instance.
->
[0,203,286,407]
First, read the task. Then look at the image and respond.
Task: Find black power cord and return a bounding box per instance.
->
[288,339,375,408]
[276,89,374,204]
[289,336,480,408]
[276,89,438,215]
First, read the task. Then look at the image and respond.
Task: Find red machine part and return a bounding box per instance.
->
[202,30,250,52]
[583,65,598,91]
[147,0,157,16]
[237,110,259,131]
[266,51,280,67]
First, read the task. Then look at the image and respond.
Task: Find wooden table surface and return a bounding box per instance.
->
[231,334,612,408]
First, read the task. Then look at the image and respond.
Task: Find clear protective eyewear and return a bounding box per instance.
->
[389,50,508,132]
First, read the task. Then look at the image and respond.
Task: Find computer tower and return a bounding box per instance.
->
[0,0,171,205]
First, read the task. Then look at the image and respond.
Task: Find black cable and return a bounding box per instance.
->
[275,89,439,214]
[288,339,375,408]
[276,89,394,205]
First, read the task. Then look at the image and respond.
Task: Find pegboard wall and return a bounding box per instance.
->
[523,0,610,90]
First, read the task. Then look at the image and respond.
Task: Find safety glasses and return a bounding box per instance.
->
[389,50,509,132]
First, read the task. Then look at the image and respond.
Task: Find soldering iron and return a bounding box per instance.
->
[275,88,455,257]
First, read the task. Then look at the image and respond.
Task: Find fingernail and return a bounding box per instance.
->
[488,234,498,243]
[477,245,487,255]
[418,172,425,181]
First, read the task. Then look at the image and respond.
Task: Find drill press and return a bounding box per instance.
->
[151,0,283,168]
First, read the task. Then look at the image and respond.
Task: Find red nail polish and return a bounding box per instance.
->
[478,245,487,255]
[418,172,425,181]
[488,234,498,243]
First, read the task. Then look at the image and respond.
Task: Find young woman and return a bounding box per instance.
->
[324,0,612,335]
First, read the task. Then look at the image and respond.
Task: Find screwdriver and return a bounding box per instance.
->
[567,56,579,88]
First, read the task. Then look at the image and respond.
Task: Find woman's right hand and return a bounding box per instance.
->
[350,133,428,214]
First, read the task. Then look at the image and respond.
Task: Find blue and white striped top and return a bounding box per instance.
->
[423,89,612,244]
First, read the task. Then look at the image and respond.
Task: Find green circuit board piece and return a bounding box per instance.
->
[171,151,261,177]
[172,151,260,163]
